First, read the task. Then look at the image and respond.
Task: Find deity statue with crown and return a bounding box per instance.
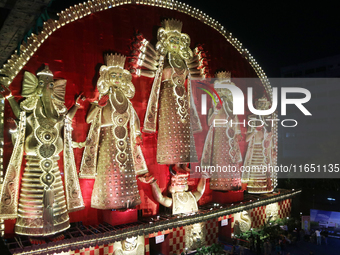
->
[129,19,206,171]
[200,71,243,192]
[79,53,148,210]
[0,66,84,236]
[241,96,277,193]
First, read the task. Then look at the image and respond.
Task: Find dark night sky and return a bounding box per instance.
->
[182,1,340,77]
[51,1,340,77]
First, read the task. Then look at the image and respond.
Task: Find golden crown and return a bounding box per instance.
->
[256,95,271,109]
[162,18,183,32]
[257,95,269,102]
[104,53,126,68]
[37,65,53,77]
[215,71,231,80]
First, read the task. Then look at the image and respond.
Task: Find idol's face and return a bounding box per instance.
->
[37,75,54,97]
[169,175,189,193]
[256,100,269,110]
[109,69,123,89]
[167,35,180,52]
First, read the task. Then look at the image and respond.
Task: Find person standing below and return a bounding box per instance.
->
[322,230,328,245]
[315,229,321,245]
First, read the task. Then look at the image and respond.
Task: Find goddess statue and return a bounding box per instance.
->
[200,71,242,191]
[0,66,84,236]
[241,96,277,193]
[79,53,148,210]
[129,19,205,170]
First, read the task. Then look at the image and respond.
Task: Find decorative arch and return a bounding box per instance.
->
[0,0,278,235]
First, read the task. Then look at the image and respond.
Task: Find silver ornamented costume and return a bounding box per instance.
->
[0,66,84,236]
[201,72,242,191]
[241,96,277,194]
[130,19,205,165]
[79,54,148,210]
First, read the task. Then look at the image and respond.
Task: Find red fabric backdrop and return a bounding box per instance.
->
[3,4,267,233]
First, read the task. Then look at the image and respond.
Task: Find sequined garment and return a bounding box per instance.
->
[90,92,142,209]
[157,76,197,164]
[201,107,242,191]
[91,124,141,209]
[15,154,69,235]
[242,115,275,194]
[244,143,274,193]
[138,19,200,165]
[209,125,242,191]
[156,59,198,164]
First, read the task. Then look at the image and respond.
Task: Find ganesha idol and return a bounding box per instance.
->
[0,66,84,236]
[79,53,148,210]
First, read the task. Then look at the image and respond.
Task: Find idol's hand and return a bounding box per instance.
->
[138,173,155,184]
[215,103,222,111]
[97,94,109,107]
[75,93,87,108]
[0,84,12,98]
[236,133,243,142]
[201,171,211,179]
[136,135,143,146]
[8,118,17,132]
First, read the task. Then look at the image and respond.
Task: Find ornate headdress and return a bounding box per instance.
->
[37,65,53,77]
[97,53,135,98]
[213,71,235,111]
[162,19,183,33]
[215,71,231,82]
[214,71,235,97]
[105,53,126,69]
[156,18,192,59]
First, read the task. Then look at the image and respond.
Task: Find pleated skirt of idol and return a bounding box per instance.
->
[15,116,69,236]
[201,117,242,191]
[15,155,69,236]
[90,125,141,210]
[156,78,198,165]
[243,141,274,193]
